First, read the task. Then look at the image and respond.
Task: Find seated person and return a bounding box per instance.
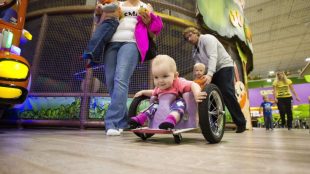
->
[193,62,207,90]
[129,55,207,129]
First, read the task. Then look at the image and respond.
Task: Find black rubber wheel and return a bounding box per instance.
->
[128,95,154,140]
[198,84,225,144]
[173,134,182,144]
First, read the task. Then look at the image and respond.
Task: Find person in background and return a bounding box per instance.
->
[182,27,247,133]
[102,0,162,136]
[129,55,206,130]
[259,95,274,131]
[272,71,301,130]
[193,62,207,90]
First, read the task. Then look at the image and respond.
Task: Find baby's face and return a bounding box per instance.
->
[194,66,205,78]
[152,64,176,90]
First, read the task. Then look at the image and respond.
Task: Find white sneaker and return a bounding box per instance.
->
[106,129,120,136]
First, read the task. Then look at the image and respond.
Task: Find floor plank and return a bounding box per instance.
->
[0,128,309,174]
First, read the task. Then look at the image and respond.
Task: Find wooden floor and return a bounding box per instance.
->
[0,128,309,174]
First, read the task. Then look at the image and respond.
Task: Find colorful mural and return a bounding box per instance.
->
[4,97,81,120]
[197,0,253,55]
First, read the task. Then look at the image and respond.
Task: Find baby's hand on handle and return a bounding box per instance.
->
[134,91,144,98]
[195,91,207,103]
[191,82,207,103]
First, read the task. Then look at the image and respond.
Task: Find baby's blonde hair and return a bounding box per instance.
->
[193,63,206,72]
[152,55,177,73]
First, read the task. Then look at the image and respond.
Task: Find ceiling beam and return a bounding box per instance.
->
[253,32,306,45]
[244,0,275,12]
[254,41,310,52]
[246,5,309,24]
[253,24,307,37]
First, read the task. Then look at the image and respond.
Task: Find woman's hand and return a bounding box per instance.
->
[203,75,212,86]
[139,10,151,25]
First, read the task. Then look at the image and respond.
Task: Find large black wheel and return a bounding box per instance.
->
[128,95,154,140]
[198,84,225,144]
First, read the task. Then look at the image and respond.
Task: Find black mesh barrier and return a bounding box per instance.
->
[22,17,42,66]
[156,22,194,78]
[24,16,194,95]
[28,14,93,93]
[146,0,196,13]
[27,0,87,13]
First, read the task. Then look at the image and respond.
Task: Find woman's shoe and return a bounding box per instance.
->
[106,129,120,136]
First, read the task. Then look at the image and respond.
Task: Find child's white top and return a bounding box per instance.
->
[110,1,148,43]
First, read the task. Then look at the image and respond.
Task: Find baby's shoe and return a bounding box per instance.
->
[129,113,148,129]
[159,115,177,130]
[82,52,92,60]
[86,61,98,69]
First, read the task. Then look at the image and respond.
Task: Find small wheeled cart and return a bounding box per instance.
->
[129,84,226,144]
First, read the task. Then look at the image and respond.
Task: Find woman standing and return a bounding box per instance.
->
[273,71,301,130]
[102,0,162,135]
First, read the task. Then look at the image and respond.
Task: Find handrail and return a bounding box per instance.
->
[143,0,196,18]
[26,5,197,28]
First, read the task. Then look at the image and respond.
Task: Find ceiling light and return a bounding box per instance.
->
[268,71,274,75]
[306,57,310,62]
